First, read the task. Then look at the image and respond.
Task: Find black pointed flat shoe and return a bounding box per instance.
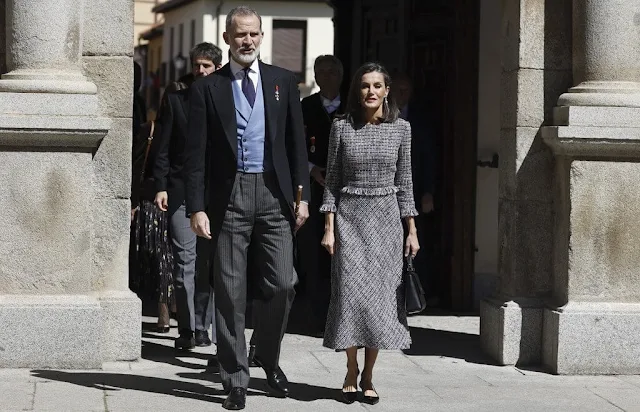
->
[359,381,379,405]
[341,369,359,404]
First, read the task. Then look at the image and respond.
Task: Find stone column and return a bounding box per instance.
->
[0,0,140,369]
[1,0,95,93]
[541,0,640,374]
[479,0,572,367]
[558,0,640,107]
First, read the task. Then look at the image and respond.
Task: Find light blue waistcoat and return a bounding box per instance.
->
[232,76,272,172]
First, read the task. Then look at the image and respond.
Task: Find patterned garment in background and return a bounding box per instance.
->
[321,118,419,350]
[130,199,174,304]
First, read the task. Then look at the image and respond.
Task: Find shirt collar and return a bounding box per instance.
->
[321,95,341,107]
[230,57,260,77]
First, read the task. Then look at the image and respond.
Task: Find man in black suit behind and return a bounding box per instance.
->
[297,55,344,335]
[182,6,309,410]
[153,42,223,352]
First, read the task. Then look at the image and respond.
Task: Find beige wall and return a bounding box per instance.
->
[134,0,166,45]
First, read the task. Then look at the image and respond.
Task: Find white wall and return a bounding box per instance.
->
[161,0,211,64]
[474,0,501,299]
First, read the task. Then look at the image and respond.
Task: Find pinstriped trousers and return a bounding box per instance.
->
[214,171,296,390]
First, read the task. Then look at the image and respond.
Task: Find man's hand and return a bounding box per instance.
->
[421,193,434,214]
[154,191,169,211]
[294,202,309,233]
[190,211,211,239]
[310,166,326,187]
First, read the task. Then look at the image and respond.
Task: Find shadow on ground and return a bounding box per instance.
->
[30,369,339,404]
[30,370,226,404]
[403,325,494,366]
[140,340,212,370]
[178,371,340,402]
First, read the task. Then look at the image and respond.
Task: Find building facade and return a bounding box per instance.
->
[134,0,166,46]
[1,0,640,375]
[152,0,334,97]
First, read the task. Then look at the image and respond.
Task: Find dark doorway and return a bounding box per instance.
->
[330,0,480,310]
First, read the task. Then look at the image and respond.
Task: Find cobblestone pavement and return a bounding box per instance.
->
[2,312,640,411]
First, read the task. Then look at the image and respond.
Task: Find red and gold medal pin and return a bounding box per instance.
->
[275,85,280,101]
[310,136,316,153]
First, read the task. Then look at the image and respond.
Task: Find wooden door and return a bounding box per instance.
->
[330,0,479,310]
[406,0,479,310]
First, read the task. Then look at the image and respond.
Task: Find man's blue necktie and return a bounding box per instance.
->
[242,67,256,108]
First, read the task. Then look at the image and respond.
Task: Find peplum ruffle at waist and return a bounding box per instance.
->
[340,185,398,196]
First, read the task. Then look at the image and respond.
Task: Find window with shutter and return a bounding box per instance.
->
[272,20,307,83]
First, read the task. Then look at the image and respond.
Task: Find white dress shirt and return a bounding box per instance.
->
[229,57,260,92]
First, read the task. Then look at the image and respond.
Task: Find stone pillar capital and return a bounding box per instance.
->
[0,0,96,95]
[559,0,640,107]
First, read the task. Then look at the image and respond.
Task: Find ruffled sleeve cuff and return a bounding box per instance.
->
[320,204,337,213]
[400,205,419,218]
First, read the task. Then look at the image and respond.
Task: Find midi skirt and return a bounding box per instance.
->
[323,192,412,350]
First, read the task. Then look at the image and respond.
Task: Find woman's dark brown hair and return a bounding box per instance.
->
[344,62,399,125]
[156,81,188,122]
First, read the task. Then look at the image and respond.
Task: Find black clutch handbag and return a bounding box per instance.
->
[404,256,426,315]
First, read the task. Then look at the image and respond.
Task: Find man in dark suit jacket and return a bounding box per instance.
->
[182,6,309,410]
[297,55,344,335]
[152,43,223,350]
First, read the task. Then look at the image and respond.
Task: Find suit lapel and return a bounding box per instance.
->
[210,65,238,157]
[259,62,280,144]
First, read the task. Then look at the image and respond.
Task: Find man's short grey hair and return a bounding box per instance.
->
[226,6,262,32]
[314,55,344,77]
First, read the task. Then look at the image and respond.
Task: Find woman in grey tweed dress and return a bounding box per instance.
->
[320,62,420,404]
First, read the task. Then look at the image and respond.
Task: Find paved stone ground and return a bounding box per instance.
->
[2,312,640,412]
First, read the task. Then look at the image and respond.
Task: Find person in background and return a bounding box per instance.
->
[130,82,178,333]
[321,62,419,405]
[153,42,223,351]
[297,54,345,336]
[133,62,147,139]
[393,73,439,306]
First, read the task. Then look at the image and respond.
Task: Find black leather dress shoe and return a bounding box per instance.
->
[247,345,257,367]
[195,329,212,347]
[207,354,219,369]
[253,357,289,397]
[174,330,195,351]
[222,387,246,410]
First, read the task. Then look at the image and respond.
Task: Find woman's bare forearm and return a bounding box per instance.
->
[325,212,335,232]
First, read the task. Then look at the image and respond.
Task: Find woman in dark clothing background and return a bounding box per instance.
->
[130,81,186,332]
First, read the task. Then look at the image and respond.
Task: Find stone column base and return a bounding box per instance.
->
[98,290,141,363]
[0,295,102,368]
[543,302,640,375]
[480,298,543,365]
[0,292,140,369]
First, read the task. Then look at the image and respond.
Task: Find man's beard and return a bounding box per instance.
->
[231,46,260,65]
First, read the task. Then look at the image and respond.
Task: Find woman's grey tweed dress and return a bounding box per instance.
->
[321,117,418,350]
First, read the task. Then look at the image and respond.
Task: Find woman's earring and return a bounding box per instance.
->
[383,95,389,112]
